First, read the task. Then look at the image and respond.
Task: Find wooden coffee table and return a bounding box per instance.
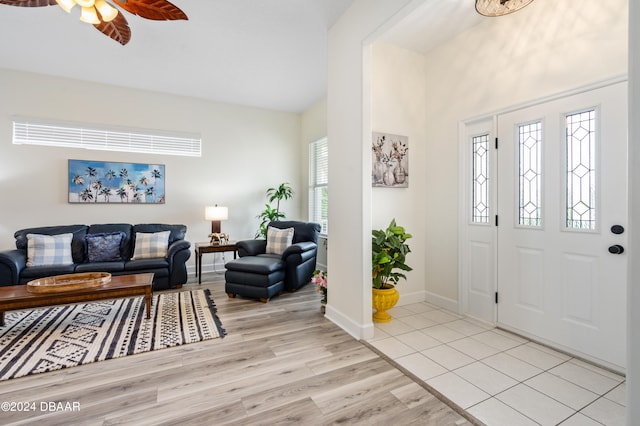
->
[0,273,154,326]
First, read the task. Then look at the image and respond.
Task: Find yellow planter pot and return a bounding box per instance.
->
[372,285,399,323]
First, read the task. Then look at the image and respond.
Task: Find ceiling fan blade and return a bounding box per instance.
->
[112,0,187,21]
[0,0,56,6]
[94,11,131,45]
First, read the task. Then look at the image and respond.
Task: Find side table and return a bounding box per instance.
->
[195,242,238,284]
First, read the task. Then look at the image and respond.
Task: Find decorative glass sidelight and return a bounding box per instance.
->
[472,134,490,223]
[566,110,597,230]
[518,121,543,227]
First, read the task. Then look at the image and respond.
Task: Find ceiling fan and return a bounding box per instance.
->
[0,0,187,45]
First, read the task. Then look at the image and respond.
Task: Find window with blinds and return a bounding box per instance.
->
[309,137,328,235]
[12,117,202,157]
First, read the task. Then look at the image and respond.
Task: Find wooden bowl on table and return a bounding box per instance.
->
[26,272,111,293]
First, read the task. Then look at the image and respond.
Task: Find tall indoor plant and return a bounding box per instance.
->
[256,182,294,238]
[371,219,412,322]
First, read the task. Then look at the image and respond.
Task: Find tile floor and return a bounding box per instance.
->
[367,301,626,426]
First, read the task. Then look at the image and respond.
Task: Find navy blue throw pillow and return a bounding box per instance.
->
[86,232,125,262]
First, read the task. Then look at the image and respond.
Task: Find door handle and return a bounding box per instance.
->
[608,245,624,254]
[611,225,625,235]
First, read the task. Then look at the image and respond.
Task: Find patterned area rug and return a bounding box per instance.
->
[0,289,225,381]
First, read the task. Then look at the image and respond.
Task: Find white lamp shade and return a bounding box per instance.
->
[56,0,77,13]
[205,206,228,221]
[95,0,118,22]
[79,6,100,24]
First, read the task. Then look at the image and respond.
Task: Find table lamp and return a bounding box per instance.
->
[205,205,228,243]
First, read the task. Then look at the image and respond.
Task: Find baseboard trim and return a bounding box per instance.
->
[424,291,459,313]
[396,290,427,306]
[394,289,459,313]
[188,263,228,276]
[324,304,374,340]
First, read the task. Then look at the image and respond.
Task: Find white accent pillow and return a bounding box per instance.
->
[265,227,294,255]
[26,233,74,267]
[131,231,170,259]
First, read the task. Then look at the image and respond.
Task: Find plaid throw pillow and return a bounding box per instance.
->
[265,227,294,255]
[131,231,170,260]
[26,233,74,267]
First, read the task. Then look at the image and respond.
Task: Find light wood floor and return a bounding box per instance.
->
[0,273,476,426]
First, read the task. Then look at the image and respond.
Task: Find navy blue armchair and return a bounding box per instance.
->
[225,221,320,302]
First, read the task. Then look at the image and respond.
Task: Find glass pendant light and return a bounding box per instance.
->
[475,0,534,17]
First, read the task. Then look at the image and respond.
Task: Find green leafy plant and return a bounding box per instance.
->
[256,182,294,238]
[372,219,412,289]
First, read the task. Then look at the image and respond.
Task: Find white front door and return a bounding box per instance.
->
[496,82,628,370]
[460,118,497,323]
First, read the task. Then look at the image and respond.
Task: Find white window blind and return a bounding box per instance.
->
[309,137,328,235]
[12,117,201,157]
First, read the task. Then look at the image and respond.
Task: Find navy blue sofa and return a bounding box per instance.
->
[0,223,191,291]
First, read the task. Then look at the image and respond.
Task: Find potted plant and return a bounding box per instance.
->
[371,219,412,322]
[256,182,293,238]
[311,269,327,313]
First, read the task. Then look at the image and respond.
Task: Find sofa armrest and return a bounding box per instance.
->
[167,239,191,260]
[167,240,191,288]
[238,239,267,257]
[0,249,26,286]
[281,242,317,266]
[281,241,316,258]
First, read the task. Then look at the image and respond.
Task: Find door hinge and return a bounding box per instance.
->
[495,215,499,226]
[495,292,499,304]
[495,137,498,149]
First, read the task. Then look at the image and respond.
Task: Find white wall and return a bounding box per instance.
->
[368,1,627,308]
[419,0,628,302]
[0,69,303,271]
[628,1,639,423]
[371,42,429,306]
[326,0,414,339]
[300,97,327,223]
[327,0,628,339]
[301,98,328,270]
[301,98,327,149]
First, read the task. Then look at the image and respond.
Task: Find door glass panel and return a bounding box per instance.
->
[472,134,489,223]
[519,121,542,227]
[566,110,596,230]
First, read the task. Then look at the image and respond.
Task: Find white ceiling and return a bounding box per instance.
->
[380,0,484,54]
[0,0,483,113]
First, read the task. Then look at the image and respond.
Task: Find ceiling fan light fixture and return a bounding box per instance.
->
[75,0,95,8]
[2,0,188,45]
[55,0,77,14]
[95,0,118,22]
[475,0,535,17]
[79,6,100,24]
